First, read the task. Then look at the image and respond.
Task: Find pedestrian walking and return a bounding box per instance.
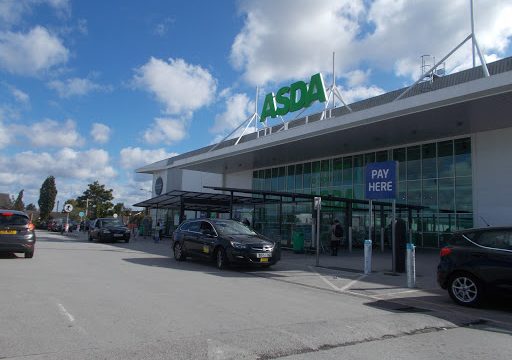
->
[330,219,343,256]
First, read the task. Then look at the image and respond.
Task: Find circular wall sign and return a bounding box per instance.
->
[154,177,163,195]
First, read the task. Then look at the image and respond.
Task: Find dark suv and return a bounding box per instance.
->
[437,227,512,306]
[88,218,130,243]
[172,219,279,269]
[0,210,36,258]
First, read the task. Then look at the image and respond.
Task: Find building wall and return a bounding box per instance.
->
[180,170,223,192]
[225,170,253,189]
[473,127,512,227]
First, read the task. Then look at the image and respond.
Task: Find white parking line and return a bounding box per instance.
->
[57,303,75,323]
[339,274,368,291]
[308,266,368,293]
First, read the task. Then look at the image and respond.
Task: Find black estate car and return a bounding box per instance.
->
[172,219,279,269]
[88,217,130,243]
[0,209,36,258]
[437,227,512,306]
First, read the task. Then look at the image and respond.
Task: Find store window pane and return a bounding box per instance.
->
[456,213,473,230]
[437,140,454,178]
[342,157,353,186]
[364,152,376,165]
[422,143,437,179]
[295,164,303,190]
[438,178,454,211]
[354,184,364,200]
[286,165,295,191]
[332,158,343,186]
[271,168,279,191]
[252,171,259,191]
[320,160,331,188]
[407,146,421,180]
[353,155,364,184]
[455,138,471,177]
[311,161,321,190]
[303,163,311,191]
[393,148,406,181]
[278,167,286,191]
[398,181,407,203]
[455,176,472,212]
[264,169,271,191]
[422,179,438,208]
[341,185,353,199]
[376,150,388,162]
[407,180,421,205]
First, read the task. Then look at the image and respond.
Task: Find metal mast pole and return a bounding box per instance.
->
[470,0,475,68]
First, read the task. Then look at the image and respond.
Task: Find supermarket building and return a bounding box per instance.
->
[135,56,512,249]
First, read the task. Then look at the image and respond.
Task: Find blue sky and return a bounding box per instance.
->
[1,0,511,209]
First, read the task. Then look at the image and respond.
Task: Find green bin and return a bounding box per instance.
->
[292,232,304,253]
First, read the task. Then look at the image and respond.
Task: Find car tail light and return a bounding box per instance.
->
[440,247,452,257]
[1,212,13,216]
[28,222,35,231]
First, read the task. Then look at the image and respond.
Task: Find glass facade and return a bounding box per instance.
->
[251,137,473,248]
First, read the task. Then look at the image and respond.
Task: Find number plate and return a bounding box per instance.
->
[0,230,16,235]
[256,252,271,258]
[114,234,123,237]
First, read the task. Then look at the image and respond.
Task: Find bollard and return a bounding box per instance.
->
[406,243,416,288]
[364,240,372,275]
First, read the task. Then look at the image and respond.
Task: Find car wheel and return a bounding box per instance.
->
[448,272,483,307]
[174,242,186,261]
[25,250,34,259]
[215,247,228,270]
[88,233,93,242]
[125,237,130,243]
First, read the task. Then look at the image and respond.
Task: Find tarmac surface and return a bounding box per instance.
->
[63,230,512,330]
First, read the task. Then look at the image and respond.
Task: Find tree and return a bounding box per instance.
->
[13,189,25,211]
[38,176,58,221]
[77,181,114,219]
[25,203,37,211]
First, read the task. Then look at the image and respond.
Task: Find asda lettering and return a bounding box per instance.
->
[260,73,327,121]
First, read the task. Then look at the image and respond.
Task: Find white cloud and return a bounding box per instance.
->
[154,17,174,36]
[48,77,111,98]
[343,69,371,87]
[133,57,217,115]
[365,0,512,80]
[119,147,178,170]
[0,147,116,187]
[143,117,188,145]
[0,0,70,29]
[90,123,111,144]
[0,26,69,75]
[336,85,385,104]
[13,119,84,148]
[11,87,29,103]
[231,0,366,85]
[0,121,10,148]
[231,0,512,85]
[211,93,254,134]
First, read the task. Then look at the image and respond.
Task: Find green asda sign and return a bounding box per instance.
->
[260,73,327,121]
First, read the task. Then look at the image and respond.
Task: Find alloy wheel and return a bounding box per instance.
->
[451,276,478,304]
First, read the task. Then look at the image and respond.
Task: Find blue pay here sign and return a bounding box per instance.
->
[365,161,398,199]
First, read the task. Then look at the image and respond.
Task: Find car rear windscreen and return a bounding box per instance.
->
[0,213,29,226]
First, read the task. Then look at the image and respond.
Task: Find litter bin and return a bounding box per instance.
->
[292,231,304,253]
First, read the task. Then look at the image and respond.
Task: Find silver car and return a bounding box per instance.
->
[0,210,36,258]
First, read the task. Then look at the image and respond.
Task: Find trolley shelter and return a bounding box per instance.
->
[134,186,423,252]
